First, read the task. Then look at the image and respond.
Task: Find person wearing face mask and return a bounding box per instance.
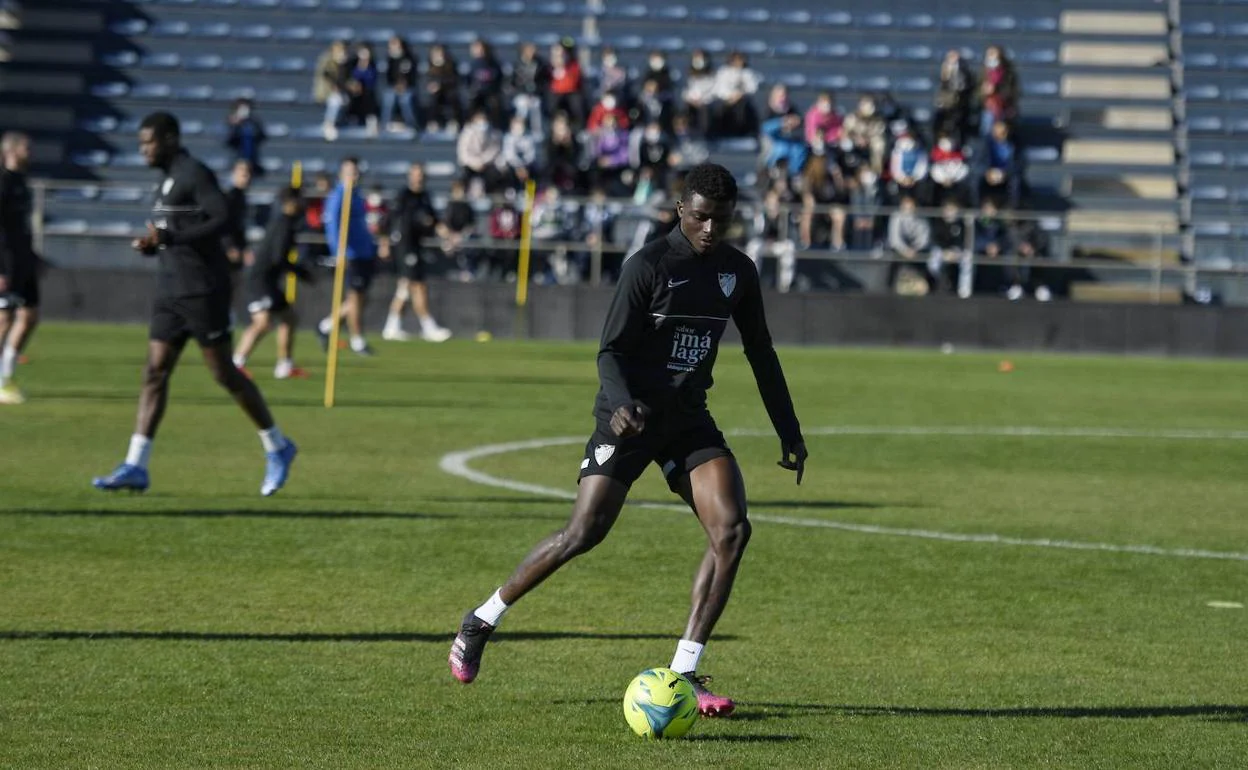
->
[644,51,673,98]
[592,112,631,195]
[511,42,551,136]
[588,92,630,134]
[847,165,881,252]
[226,98,266,176]
[933,49,975,145]
[761,112,808,176]
[382,36,421,133]
[973,119,1025,209]
[497,116,539,191]
[928,132,970,206]
[930,200,973,296]
[458,110,503,194]
[549,43,585,129]
[804,91,842,147]
[668,114,709,172]
[979,45,1020,138]
[346,44,380,137]
[629,120,671,190]
[545,112,585,193]
[800,140,847,252]
[765,83,797,122]
[426,44,463,133]
[886,194,933,294]
[712,51,760,138]
[632,78,670,132]
[842,95,888,175]
[887,128,930,205]
[746,188,798,292]
[597,46,630,102]
[681,49,716,136]
[468,39,506,130]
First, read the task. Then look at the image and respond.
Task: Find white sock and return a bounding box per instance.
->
[670,639,704,675]
[274,358,293,378]
[473,588,510,627]
[350,335,367,352]
[419,314,438,331]
[259,426,287,453]
[318,318,333,335]
[385,313,401,331]
[0,345,16,384]
[125,434,153,469]
[233,354,247,368]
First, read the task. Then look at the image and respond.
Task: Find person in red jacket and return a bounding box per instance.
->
[549,42,585,128]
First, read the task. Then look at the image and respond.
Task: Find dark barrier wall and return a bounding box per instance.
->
[39,269,1248,357]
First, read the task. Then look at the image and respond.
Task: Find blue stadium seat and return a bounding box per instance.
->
[102,50,139,67]
[695,7,730,22]
[151,21,191,36]
[816,74,850,90]
[243,0,281,6]
[276,25,315,40]
[227,56,266,71]
[900,45,934,61]
[1190,150,1226,167]
[237,24,274,39]
[317,25,356,41]
[328,0,363,10]
[53,187,100,203]
[1020,16,1058,32]
[1192,185,1230,201]
[903,14,934,29]
[1182,21,1216,37]
[943,15,976,31]
[862,13,894,28]
[777,10,811,25]
[776,73,806,88]
[365,0,405,10]
[817,43,851,60]
[856,75,891,91]
[606,2,647,18]
[272,56,308,72]
[99,187,146,203]
[897,77,933,93]
[109,19,148,36]
[657,6,689,21]
[198,22,232,38]
[736,8,769,24]
[1026,147,1060,163]
[774,42,808,58]
[175,85,215,101]
[142,52,182,69]
[1029,80,1059,97]
[985,16,1018,32]
[131,83,173,98]
[819,11,851,26]
[492,1,526,15]
[1184,52,1220,70]
[186,54,225,70]
[1189,114,1226,133]
[447,0,487,13]
[534,2,568,15]
[861,44,891,60]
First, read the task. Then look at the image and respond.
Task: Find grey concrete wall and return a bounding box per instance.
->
[35,268,1248,357]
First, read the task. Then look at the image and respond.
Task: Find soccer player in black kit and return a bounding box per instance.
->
[450,164,808,716]
[92,112,298,496]
[0,132,40,404]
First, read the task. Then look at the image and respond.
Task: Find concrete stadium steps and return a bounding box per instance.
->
[1060,41,1168,67]
[1059,10,1168,36]
[1062,138,1175,167]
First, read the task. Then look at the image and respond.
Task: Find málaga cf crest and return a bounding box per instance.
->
[718,273,736,297]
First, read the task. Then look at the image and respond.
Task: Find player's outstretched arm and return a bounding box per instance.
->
[597,253,653,437]
[732,262,807,484]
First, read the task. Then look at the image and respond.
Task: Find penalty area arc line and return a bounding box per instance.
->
[437,431,1248,563]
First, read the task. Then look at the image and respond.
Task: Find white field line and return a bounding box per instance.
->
[438,429,1248,563]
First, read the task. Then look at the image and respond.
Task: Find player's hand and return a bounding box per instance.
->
[132,224,161,255]
[609,403,648,438]
[777,439,808,485]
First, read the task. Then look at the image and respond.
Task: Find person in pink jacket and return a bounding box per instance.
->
[804,91,842,146]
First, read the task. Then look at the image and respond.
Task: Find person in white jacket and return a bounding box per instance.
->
[457,110,502,192]
[712,51,760,137]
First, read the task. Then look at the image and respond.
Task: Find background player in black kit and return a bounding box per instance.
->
[450,163,808,716]
[0,132,41,405]
[232,186,314,379]
[92,112,298,496]
[381,162,451,343]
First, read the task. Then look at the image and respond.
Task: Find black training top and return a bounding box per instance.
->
[387,187,439,256]
[0,167,36,280]
[149,150,231,297]
[595,226,803,445]
[246,212,310,299]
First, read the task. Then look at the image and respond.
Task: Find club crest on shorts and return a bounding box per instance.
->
[594,444,615,465]
[718,272,737,298]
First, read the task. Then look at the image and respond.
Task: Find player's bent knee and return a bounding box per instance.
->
[709,517,751,555]
[560,522,610,558]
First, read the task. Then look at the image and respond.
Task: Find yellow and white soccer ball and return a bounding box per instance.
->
[622,667,699,739]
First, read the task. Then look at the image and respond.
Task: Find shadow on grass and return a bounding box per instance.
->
[435,497,898,511]
[34,392,489,410]
[685,734,804,743]
[745,702,1248,722]
[0,629,737,644]
[0,508,451,521]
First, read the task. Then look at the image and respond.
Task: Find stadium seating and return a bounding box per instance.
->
[7,0,1220,297]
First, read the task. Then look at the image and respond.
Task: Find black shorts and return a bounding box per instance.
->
[346,259,377,293]
[150,291,233,348]
[0,271,39,310]
[577,409,733,491]
[245,289,291,316]
[401,250,427,282]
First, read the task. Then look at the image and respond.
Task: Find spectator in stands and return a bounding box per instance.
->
[713,51,760,138]
[842,95,888,175]
[549,43,585,128]
[1007,216,1053,301]
[632,78,671,132]
[468,39,506,130]
[426,43,463,132]
[930,200,972,296]
[592,113,631,195]
[317,40,352,141]
[498,115,539,191]
[804,91,842,147]
[847,165,881,252]
[225,98,266,176]
[747,188,798,292]
[887,194,933,292]
[643,50,674,99]
[545,111,584,193]
[484,190,521,281]
[666,115,708,175]
[511,42,551,136]
[974,119,1024,209]
[382,35,421,133]
[761,112,808,176]
[346,44,380,137]
[888,127,930,204]
[933,49,975,145]
[972,198,1011,295]
[928,131,971,205]
[597,46,630,102]
[979,45,1020,137]
[302,171,333,265]
[799,141,847,252]
[224,159,254,300]
[530,186,575,283]
[574,186,619,282]
[365,184,389,242]
[458,109,503,192]
[681,49,716,136]
[629,120,671,191]
[765,83,798,121]
[439,179,477,280]
[588,92,630,134]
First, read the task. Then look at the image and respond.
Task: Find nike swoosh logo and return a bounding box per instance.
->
[668,279,690,288]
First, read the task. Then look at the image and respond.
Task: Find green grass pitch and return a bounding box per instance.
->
[1,323,1246,768]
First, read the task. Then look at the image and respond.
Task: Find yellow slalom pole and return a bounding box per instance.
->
[514,179,537,308]
[284,161,303,304]
[323,176,353,409]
